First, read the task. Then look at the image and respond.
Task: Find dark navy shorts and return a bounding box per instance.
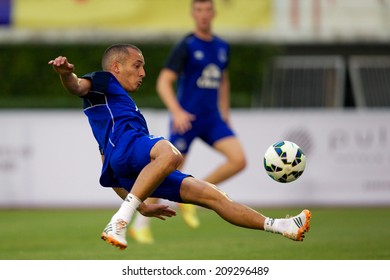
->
[169,111,235,154]
[109,130,190,203]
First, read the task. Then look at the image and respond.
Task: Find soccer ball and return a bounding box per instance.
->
[263,140,306,183]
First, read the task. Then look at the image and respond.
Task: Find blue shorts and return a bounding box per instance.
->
[116,171,188,203]
[169,111,235,154]
[107,130,190,203]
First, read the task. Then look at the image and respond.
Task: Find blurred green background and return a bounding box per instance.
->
[0,43,280,109]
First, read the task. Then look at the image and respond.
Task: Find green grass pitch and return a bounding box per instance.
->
[0,207,389,260]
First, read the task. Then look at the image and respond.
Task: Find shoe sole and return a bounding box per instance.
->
[101,233,127,250]
[296,209,312,241]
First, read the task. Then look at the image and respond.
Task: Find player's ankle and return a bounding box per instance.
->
[111,193,141,224]
[264,217,283,234]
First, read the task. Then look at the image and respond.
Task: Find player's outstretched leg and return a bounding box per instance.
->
[179,177,312,242]
[264,209,312,241]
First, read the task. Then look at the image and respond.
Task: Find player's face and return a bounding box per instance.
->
[118,48,146,92]
[191,1,215,33]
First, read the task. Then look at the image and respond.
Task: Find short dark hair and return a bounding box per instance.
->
[101,43,141,70]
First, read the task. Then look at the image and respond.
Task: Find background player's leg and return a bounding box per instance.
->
[204,136,246,184]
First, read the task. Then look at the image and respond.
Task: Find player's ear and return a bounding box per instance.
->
[112,61,120,74]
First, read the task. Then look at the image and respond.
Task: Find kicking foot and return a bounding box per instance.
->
[101,219,128,250]
[129,226,155,245]
[180,203,200,229]
[282,209,312,241]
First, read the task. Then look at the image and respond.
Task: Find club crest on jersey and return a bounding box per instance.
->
[194,50,204,60]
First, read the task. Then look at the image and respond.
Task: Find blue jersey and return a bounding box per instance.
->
[81,71,190,200]
[164,33,229,116]
[81,71,149,154]
[81,71,150,187]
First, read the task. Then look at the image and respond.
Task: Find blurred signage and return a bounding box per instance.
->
[11,0,271,31]
[0,110,389,207]
[2,0,390,43]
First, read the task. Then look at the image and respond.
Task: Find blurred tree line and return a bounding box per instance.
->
[0,43,280,109]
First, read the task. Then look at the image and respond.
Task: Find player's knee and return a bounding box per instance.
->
[169,151,183,170]
[153,140,183,171]
[231,154,247,173]
[162,149,183,172]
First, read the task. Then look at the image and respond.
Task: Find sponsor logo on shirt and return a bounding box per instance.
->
[196,64,221,89]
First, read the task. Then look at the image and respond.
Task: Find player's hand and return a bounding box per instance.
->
[172,109,196,134]
[48,56,75,75]
[137,203,177,220]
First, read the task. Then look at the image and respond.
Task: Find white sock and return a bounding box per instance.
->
[264,217,288,234]
[111,193,141,224]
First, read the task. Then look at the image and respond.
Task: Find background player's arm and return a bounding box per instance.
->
[48,56,91,97]
[219,69,231,125]
[156,68,182,115]
[157,68,195,133]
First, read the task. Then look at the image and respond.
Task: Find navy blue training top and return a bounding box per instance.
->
[81,71,149,187]
[164,33,230,116]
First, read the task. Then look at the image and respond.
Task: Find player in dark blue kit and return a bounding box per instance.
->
[130,0,246,244]
[49,43,312,250]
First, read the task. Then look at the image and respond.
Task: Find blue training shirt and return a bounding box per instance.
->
[164,33,229,116]
[81,71,149,187]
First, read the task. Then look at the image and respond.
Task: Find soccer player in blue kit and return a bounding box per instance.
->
[130,0,247,244]
[49,44,312,250]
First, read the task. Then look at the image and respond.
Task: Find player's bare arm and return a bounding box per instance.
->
[157,68,196,134]
[48,56,91,97]
[218,70,231,126]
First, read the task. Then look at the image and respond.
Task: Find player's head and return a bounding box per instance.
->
[102,43,146,92]
[102,44,142,71]
[191,0,215,33]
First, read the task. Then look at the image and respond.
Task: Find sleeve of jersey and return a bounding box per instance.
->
[81,71,111,93]
[164,39,188,74]
[225,44,231,69]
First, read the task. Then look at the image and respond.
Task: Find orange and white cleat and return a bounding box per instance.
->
[282,209,312,241]
[101,219,128,250]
